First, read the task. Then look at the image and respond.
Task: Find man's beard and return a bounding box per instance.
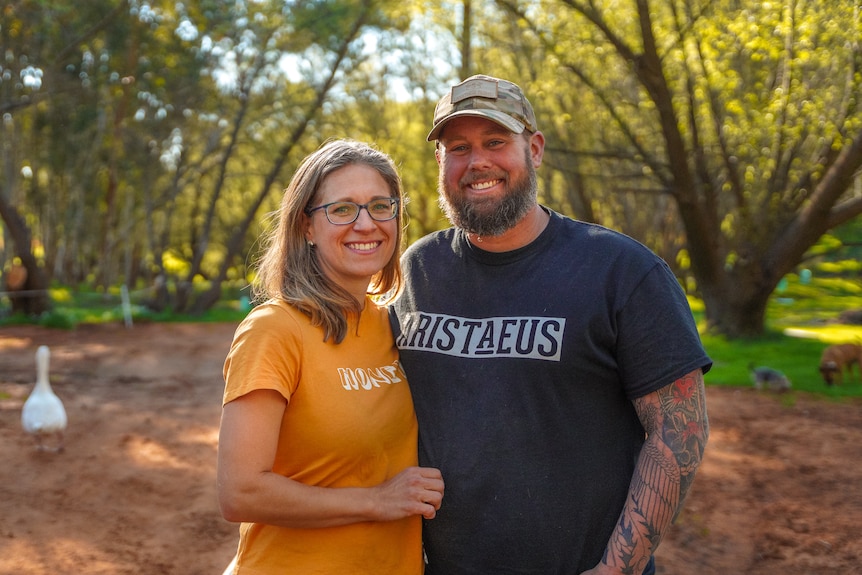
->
[438,149,538,237]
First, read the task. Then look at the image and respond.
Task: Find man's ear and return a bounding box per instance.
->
[529,131,545,168]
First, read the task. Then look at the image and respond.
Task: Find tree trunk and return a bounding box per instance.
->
[700,271,771,338]
[460,0,472,79]
[0,194,51,316]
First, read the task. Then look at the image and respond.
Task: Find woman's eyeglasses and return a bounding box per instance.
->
[305,198,399,225]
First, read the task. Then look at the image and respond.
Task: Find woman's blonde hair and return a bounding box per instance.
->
[253,139,405,343]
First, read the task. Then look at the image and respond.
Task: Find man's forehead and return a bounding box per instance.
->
[438,116,514,141]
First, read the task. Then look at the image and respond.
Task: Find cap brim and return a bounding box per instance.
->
[426,109,526,141]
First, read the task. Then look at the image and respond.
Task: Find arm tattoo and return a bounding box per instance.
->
[603,369,709,573]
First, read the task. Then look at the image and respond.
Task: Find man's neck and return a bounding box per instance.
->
[466,205,550,253]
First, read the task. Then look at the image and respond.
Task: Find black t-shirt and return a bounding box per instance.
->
[391,209,711,574]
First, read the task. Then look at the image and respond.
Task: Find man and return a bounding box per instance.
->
[390,75,711,575]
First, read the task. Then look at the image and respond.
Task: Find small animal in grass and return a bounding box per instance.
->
[748,363,792,392]
[818,343,862,386]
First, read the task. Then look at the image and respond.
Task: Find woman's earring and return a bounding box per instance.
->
[308,240,315,247]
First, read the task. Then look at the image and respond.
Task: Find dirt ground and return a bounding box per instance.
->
[0,322,861,575]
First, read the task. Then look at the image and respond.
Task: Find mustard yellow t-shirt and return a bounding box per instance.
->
[223,299,422,575]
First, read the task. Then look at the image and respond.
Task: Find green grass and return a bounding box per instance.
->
[0,283,251,328]
[699,271,862,401]
[700,331,862,400]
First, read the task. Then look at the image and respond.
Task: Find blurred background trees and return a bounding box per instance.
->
[2,0,861,337]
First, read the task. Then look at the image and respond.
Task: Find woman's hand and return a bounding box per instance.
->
[371,466,444,521]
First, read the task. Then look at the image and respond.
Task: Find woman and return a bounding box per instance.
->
[218,139,444,574]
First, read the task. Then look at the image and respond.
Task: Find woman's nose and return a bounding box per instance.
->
[351,206,377,229]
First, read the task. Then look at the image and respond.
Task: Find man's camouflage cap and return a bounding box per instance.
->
[427,75,538,141]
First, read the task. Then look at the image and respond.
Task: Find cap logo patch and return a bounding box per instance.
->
[451,78,499,104]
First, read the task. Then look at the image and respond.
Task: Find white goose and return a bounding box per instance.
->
[21,345,68,452]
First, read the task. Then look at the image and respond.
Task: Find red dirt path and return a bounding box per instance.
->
[1,322,860,574]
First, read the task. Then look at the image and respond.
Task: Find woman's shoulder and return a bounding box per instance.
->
[236,299,310,337]
[244,298,301,319]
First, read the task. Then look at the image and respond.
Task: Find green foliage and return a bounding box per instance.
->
[0,278,254,329]
[816,261,862,275]
[4,0,862,337]
[141,303,249,324]
[38,310,78,330]
[485,0,862,336]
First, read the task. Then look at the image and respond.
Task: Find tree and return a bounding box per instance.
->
[191,1,390,313]
[0,0,215,301]
[0,0,134,314]
[1,0,413,316]
[495,0,862,337]
[180,0,405,314]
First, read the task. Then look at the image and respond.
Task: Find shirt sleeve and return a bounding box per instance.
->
[615,260,712,399]
[222,302,304,406]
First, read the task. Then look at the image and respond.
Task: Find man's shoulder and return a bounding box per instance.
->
[552,212,657,257]
[404,228,458,257]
